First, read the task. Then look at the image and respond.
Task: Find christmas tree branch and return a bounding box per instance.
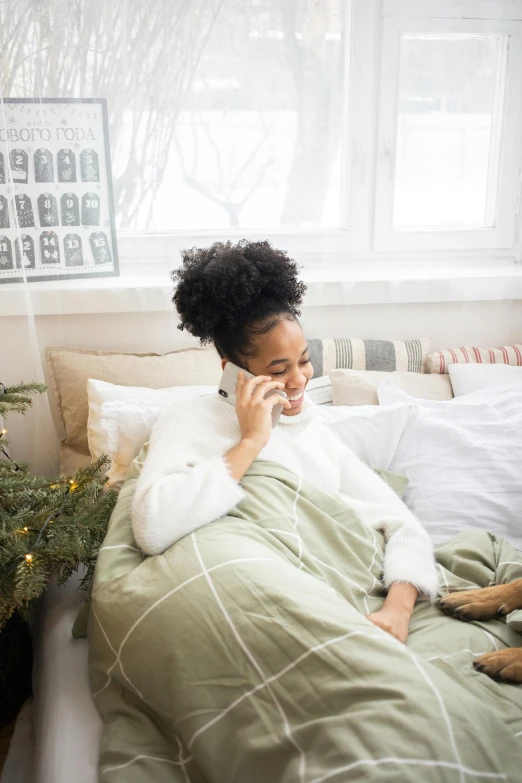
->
[1,383,48,396]
[0,378,118,631]
[0,382,48,417]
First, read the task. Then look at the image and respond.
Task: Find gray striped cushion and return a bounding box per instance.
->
[307,338,430,378]
[305,338,431,406]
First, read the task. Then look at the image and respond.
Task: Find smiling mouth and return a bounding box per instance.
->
[286,391,304,405]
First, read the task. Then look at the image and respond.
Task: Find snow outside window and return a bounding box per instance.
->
[0,0,346,235]
[372,10,522,252]
[2,0,522,268]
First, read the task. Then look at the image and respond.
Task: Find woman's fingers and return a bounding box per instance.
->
[238,373,263,401]
[244,375,274,394]
[233,372,289,446]
[248,378,286,403]
[235,372,288,412]
[270,394,291,410]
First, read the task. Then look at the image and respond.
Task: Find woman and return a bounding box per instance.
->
[132,239,438,644]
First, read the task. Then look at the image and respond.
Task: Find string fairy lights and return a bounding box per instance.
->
[0,380,116,626]
[1,383,21,471]
[0,426,21,471]
[9,481,73,571]
[1,387,75,571]
[0,379,115,598]
[0,382,117,596]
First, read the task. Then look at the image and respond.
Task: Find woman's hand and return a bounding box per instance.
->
[223,372,291,483]
[366,606,411,644]
[235,371,291,450]
[367,582,418,644]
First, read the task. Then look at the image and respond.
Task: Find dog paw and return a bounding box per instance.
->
[439,591,500,622]
[473,649,522,683]
[438,583,522,622]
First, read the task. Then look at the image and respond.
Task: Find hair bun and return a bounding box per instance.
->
[172,240,305,343]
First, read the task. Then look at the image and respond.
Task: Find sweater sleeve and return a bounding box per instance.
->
[131,400,245,556]
[339,448,439,601]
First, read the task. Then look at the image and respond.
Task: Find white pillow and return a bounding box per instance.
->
[87,379,217,489]
[377,381,522,546]
[316,404,410,471]
[449,363,522,397]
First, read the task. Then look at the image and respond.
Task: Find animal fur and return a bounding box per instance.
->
[439,580,522,683]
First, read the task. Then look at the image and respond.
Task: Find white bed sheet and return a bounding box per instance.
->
[0,699,34,783]
[30,570,101,783]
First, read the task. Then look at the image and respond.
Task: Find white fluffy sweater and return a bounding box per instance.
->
[132,394,439,600]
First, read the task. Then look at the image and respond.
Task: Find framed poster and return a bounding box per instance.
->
[0,98,119,283]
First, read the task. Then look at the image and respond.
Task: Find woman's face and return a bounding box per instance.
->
[239,318,314,416]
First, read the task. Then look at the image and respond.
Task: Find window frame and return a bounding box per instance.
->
[118,2,355,270]
[117,0,522,273]
[373,15,522,252]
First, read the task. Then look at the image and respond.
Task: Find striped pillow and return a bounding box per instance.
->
[307,338,431,378]
[305,375,334,406]
[305,338,431,406]
[426,344,522,374]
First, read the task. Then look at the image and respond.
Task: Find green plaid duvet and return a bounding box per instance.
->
[88,448,522,782]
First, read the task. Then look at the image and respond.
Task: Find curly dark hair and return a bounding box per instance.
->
[171,239,306,365]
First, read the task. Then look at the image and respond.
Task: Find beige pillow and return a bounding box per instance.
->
[329,369,453,406]
[45,345,222,475]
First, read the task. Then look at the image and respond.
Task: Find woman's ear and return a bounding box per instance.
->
[221,358,228,371]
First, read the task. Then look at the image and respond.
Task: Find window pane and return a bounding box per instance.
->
[1,0,345,231]
[393,34,504,230]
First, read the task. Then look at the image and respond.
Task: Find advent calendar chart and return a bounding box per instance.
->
[0,98,119,283]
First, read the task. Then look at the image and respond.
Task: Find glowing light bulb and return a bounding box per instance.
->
[25,553,33,563]
[23,526,28,532]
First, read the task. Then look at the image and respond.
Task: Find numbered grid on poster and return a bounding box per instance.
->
[0,98,119,283]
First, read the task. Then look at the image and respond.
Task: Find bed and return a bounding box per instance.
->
[1,570,102,783]
[88,448,522,783]
[4,341,522,783]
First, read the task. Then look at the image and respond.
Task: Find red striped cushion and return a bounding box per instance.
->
[426,344,522,374]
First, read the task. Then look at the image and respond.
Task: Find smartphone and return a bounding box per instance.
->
[218,362,288,428]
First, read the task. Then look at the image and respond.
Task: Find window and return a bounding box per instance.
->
[0,0,346,233]
[2,0,522,267]
[393,33,504,231]
[167,7,345,232]
[373,12,522,251]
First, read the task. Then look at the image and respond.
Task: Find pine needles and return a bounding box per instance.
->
[0,382,118,631]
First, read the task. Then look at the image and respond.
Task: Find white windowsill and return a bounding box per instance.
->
[1,263,522,316]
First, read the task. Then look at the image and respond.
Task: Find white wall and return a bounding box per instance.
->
[2,297,521,477]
